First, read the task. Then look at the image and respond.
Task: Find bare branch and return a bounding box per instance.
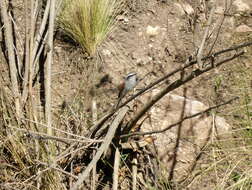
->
[119,41,252,109]
[32,0,51,64]
[197,4,216,69]
[0,0,21,116]
[121,96,238,138]
[88,111,116,138]
[123,51,243,134]
[45,0,56,135]
[113,148,120,190]
[71,106,129,190]
[88,41,252,137]
[132,155,137,190]
[10,126,102,144]
[38,161,78,179]
[206,0,232,56]
[91,149,96,190]
[21,0,30,107]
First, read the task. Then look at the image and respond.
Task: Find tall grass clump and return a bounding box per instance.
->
[58,0,122,56]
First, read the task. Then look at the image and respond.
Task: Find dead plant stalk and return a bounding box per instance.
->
[45,0,56,135]
[0,0,21,116]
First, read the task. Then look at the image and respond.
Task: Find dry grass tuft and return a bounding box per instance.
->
[58,0,123,56]
[0,87,64,189]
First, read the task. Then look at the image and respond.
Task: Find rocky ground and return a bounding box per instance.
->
[53,0,252,107]
[48,0,252,188]
[54,0,252,189]
[1,0,252,189]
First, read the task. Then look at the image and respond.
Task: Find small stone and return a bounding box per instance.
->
[102,49,112,56]
[174,2,194,16]
[215,7,224,14]
[233,0,250,14]
[131,52,138,60]
[235,24,252,33]
[117,15,129,23]
[146,25,160,37]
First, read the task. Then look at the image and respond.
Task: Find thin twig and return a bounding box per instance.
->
[113,148,120,190]
[8,13,23,79]
[32,0,51,63]
[205,41,252,59]
[197,4,216,69]
[55,142,93,163]
[20,117,98,141]
[206,0,229,56]
[88,111,115,138]
[121,96,238,138]
[132,155,138,190]
[38,161,78,179]
[21,0,30,107]
[28,0,39,125]
[92,99,98,190]
[92,149,96,190]
[91,100,98,190]
[10,126,102,144]
[45,0,56,135]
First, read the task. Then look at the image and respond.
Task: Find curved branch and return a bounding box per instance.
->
[88,41,252,137]
[119,41,252,109]
[123,51,244,133]
[121,97,238,138]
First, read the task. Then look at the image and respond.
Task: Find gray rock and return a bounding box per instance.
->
[235,24,252,33]
[141,92,232,181]
[233,0,251,14]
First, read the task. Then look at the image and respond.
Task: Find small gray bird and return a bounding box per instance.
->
[116,72,138,108]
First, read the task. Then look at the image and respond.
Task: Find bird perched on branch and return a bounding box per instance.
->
[116,72,138,108]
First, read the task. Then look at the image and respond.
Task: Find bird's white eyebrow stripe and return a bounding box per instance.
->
[126,72,136,79]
